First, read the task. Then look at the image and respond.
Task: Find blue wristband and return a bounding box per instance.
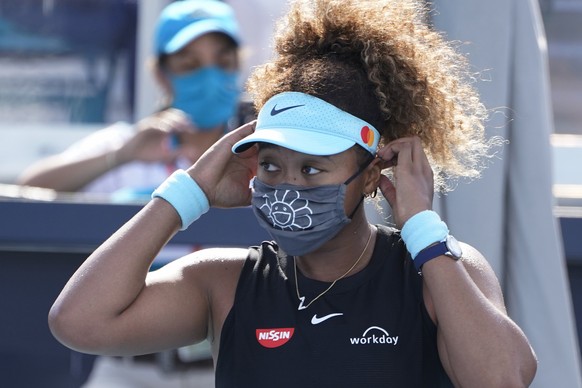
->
[401,210,449,260]
[152,169,210,231]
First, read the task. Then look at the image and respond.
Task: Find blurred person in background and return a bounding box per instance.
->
[17,0,244,204]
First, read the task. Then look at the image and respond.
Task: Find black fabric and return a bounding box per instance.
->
[216,225,453,387]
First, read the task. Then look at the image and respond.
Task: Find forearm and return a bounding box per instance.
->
[49,198,181,351]
[423,257,537,387]
[18,149,122,192]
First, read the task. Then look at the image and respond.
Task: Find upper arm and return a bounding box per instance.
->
[105,247,246,355]
[457,243,506,312]
[423,242,506,323]
[422,244,508,384]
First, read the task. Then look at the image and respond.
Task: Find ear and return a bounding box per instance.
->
[363,157,382,196]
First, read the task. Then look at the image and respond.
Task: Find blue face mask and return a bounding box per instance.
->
[169,66,240,130]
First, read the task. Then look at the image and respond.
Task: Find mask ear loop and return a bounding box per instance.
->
[344,154,375,185]
[345,154,375,219]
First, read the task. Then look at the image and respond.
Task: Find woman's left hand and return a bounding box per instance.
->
[376,136,434,229]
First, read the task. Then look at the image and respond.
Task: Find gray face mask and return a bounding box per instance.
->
[250,160,371,256]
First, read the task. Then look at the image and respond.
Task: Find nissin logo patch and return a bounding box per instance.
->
[256,328,295,348]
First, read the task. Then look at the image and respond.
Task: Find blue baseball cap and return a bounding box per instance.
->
[232,92,380,156]
[155,0,240,55]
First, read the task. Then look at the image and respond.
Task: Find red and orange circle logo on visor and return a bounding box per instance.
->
[360,126,375,147]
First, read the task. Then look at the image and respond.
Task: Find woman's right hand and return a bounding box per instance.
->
[187,121,258,208]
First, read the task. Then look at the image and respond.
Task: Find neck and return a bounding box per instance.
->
[295,219,375,282]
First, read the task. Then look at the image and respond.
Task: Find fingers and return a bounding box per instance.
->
[158,109,196,134]
[137,109,196,135]
[378,174,396,207]
[224,120,257,146]
[191,120,257,172]
[378,137,427,173]
[375,137,434,228]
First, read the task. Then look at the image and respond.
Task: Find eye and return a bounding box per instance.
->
[259,161,280,172]
[181,57,202,72]
[301,166,322,175]
[217,52,237,71]
[168,48,202,72]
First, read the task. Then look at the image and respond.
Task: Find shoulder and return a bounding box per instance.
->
[422,241,507,323]
[376,224,402,242]
[178,247,250,278]
[459,242,506,311]
[152,247,250,309]
[458,242,496,281]
[376,224,400,235]
[459,243,492,273]
[182,247,250,337]
[149,247,249,285]
[375,224,407,256]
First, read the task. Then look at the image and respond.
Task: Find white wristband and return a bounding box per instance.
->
[152,170,210,230]
[401,210,449,260]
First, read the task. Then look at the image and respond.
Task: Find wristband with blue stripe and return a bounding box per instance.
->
[401,210,449,260]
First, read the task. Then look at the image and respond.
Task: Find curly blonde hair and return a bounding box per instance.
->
[247,0,496,191]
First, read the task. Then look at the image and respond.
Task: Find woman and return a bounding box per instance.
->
[18,0,241,197]
[49,0,537,386]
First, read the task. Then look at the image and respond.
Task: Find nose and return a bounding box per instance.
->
[279,167,308,185]
[283,171,298,184]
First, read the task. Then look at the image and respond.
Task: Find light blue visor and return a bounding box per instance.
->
[232,92,380,156]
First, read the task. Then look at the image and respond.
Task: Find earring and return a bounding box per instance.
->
[364,189,378,198]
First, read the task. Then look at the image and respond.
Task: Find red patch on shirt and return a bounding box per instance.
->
[256,328,295,348]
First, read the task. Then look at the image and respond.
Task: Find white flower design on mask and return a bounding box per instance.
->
[259,189,313,230]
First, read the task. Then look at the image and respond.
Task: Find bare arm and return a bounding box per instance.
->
[423,245,537,387]
[48,122,258,355]
[49,198,214,355]
[378,137,536,387]
[18,150,123,192]
[18,109,194,192]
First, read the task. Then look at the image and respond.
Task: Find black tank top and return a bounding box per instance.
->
[216,225,452,387]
